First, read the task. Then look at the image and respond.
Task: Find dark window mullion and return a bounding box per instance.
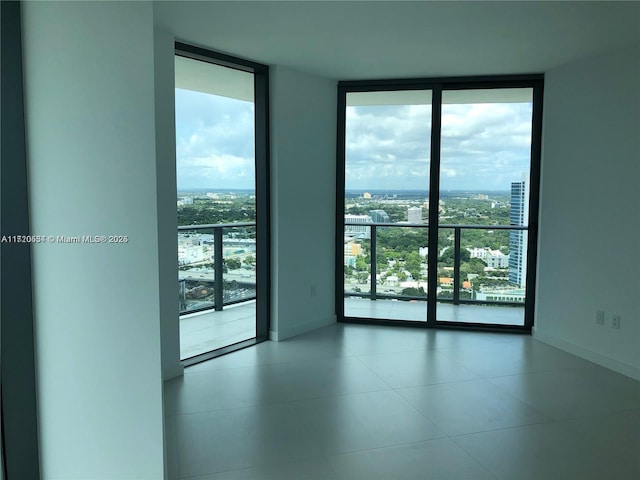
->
[524,81,544,329]
[427,86,443,326]
[254,66,270,341]
[335,86,347,321]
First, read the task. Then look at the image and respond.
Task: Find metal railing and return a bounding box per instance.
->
[344,222,527,306]
[178,222,256,315]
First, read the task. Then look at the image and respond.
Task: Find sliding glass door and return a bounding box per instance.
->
[338,77,542,331]
[436,88,534,327]
[175,45,269,363]
[343,90,432,322]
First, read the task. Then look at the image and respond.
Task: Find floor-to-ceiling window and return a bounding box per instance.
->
[342,89,432,322]
[338,77,542,331]
[175,44,269,363]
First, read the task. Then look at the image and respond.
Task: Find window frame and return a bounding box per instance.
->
[336,74,544,332]
[175,42,271,364]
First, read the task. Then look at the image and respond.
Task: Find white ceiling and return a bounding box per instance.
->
[347,87,532,105]
[155,1,640,81]
[175,55,254,101]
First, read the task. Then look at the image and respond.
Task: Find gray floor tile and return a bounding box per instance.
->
[454,421,640,480]
[166,356,390,415]
[562,408,640,468]
[489,368,640,420]
[174,404,323,478]
[165,322,640,480]
[398,379,550,435]
[294,390,445,455]
[358,349,478,388]
[424,329,510,352]
[180,458,339,480]
[574,363,640,401]
[328,438,495,480]
[165,364,263,415]
[164,415,180,480]
[251,356,390,400]
[437,340,592,377]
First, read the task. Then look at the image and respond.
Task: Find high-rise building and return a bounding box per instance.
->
[345,214,371,238]
[509,176,529,287]
[369,209,390,223]
[407,206,422,224]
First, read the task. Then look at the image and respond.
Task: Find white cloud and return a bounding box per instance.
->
[175,89,255,190]
[346,99,532,190]
[175,86,534,192]
[177,153,254,189]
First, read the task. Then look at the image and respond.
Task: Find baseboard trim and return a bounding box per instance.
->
[532,327,640,381]
[269,314,336,342]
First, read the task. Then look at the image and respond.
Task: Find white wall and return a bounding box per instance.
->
[535,44,640,380]
[154,24,183,382]
[270,66,337,340]
[23,2,165,478]
[153,23,183,480]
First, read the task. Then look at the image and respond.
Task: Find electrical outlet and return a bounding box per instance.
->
[612,314,621,329]
[596,310,605,325]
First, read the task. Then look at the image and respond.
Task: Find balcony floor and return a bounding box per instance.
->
[180,301,256,360]
[345,297,524,326]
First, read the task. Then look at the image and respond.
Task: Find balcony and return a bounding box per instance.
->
[177,220,527,360]
[178,222,257,359]
[179,301,256,359]
[344,222,527,326]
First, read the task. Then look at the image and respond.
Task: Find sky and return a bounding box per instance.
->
[346,102,532,191]
[176,88,255,190]
[175,88,532,191]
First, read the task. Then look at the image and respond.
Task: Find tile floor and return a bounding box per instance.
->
[164,323,640,480]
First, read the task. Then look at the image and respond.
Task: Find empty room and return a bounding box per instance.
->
[2,1,639,479]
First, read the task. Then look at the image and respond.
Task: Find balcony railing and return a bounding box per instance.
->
[178,222,256,315]
[178,220,526,317]
[344,222,527,307]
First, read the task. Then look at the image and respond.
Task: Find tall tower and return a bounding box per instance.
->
[407,206,422,224]
[509,175,529,287]
[369,209,390,223]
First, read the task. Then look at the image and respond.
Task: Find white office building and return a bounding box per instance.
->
[345,214,371,238]
[407,206,422,224]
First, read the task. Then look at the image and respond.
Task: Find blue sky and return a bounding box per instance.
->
[176,88,532,191]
